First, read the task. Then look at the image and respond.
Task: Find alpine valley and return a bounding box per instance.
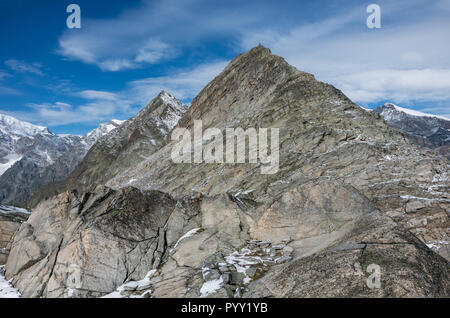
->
[0,46,449,298]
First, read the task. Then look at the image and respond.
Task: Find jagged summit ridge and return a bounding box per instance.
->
[0,113,50,138]
[378,102,449,121]
[83,119,125,147]
[180,45,317,130]
[108,45,449,259]
[374,102,450,159]
[27,91,188,205]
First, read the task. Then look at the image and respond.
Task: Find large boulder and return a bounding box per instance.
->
[245,211,450,297]
[6,186,176,297]
[0,206,29,264]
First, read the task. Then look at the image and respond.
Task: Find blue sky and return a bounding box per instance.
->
[0,0,449,135]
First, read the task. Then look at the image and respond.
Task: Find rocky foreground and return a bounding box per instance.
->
[1,45,449,298]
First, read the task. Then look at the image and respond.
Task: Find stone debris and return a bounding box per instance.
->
[198,241,294,298]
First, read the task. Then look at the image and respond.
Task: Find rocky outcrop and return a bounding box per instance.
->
[6,186,177,297]
[5,46,449,298]
[0,206,29,264]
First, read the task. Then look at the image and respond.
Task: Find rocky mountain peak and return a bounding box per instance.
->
[128,90,187,135]
[83,119,125,147]
[0,113,50,138]
[27,91,188,206]
[373,102,450,159]
[375,102,450,122]
[180,45,315,130]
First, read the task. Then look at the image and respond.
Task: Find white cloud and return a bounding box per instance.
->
[10,60,227,126]
[238,1,450,114]
[56,1,178,71]
[20,0,448,126]
[127,60,228,103]
[4,60,44,76]
[0,71,19,95]
[78,90,118,101]
[56,0,281,71]
[134,39,172,64]
[334,69,450,103]
[20,98,134,126]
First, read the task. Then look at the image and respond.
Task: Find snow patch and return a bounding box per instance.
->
[426,241,449,251]
[0,205,31,214]
[171,228,201,251]
[0,266,21,298]
[101,269,156,298]
[0,153,22,176]
[0,113,49,138]
[200,277,223,298]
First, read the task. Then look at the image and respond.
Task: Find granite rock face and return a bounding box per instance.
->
[0,206,29,264]
[6,186,176,297]
[4,46,450,298]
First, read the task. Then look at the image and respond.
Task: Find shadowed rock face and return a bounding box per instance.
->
[6,186,177,297]
[4,45,450,298]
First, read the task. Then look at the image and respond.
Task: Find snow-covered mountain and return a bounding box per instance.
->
[373,103,450,159]
[0,114,125,205]
[0,114,48,175]
[28,91,188,207]
[83,119,125,146]
[0,114,49,138]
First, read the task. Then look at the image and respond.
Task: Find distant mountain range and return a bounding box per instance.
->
[27,90,188,206]
[372,103,450,159]
[0,113,124,205]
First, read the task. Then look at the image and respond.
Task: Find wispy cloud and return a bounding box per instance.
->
[127,61,228,104]
[18,98,134,126]
[239,0,450,115]
[335,69,450,104]
[57,0,180,71]
[7,59,227,126]
[56,0,280,71]
[9,0,446,128]
[0,70,19,95]
[4,59,44,76]
[0,86,20,95]
[0,71,10,81]
[77,90,118,101]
